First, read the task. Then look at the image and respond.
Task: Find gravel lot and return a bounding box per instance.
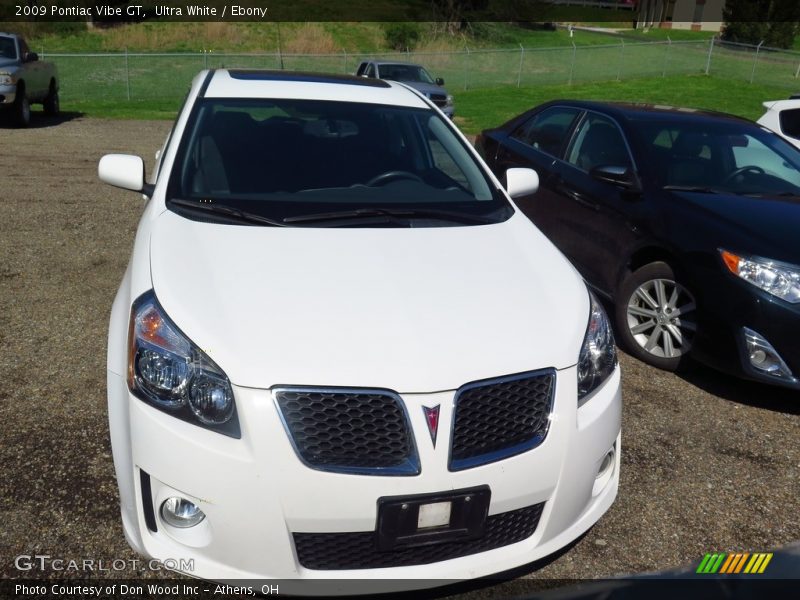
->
[0,116,798,594]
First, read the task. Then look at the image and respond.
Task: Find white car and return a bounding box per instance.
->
[757,98,800,150]
[99,69,621,591]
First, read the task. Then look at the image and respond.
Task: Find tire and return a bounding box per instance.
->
[43,82,59,116]
[13,85,31,128]
[615,261,698,371]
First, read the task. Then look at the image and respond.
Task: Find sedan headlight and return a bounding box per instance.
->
[720,250,800,304]
[0,74,15,85]
[128,291,239,436]
[578,291,617,402]
[445,94,454,106]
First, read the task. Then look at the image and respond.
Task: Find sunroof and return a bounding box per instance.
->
[227,70,391,88]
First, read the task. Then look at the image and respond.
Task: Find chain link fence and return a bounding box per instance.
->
[41,38,800,104]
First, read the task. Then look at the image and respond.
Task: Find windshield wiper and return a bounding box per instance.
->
[169,198,288,227]
[283,207,496,225]
[662,185,723,194]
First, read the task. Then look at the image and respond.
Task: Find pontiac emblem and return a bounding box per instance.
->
[423,405,441,446]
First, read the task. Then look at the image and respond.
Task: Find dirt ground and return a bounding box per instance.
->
[0,114,798,596]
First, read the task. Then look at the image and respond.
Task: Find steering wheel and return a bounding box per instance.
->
[366,170,424,186]
[723,165,765,183]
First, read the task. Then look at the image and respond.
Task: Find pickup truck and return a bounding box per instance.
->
[355,60,454,118]
[0,32,59,127]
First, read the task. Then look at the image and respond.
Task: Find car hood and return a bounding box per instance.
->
[670,191,800,263]
[149,209,588,392]
[0,58,19,70]
[396,80,447,97]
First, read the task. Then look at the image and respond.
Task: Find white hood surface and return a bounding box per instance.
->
[149,209,589,392]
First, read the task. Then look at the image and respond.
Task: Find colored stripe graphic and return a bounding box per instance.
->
[744,553,773,574]
[696,553,726,573]
[720,553,748,573]
[698,552,773,574]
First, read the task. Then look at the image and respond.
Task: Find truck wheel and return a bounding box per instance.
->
[13,85,31,128]
[44,82,59,116]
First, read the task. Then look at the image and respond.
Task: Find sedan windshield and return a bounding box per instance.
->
[635,119,800,196]
[168,99,509,226]
[377,64,435,84]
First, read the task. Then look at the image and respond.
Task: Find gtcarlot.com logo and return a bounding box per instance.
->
[696,552,773,574]
[14,554,194,573]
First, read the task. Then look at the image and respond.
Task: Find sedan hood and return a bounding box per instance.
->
[149,210,588,392]
[0,58,18,69]
[671,191,800,263]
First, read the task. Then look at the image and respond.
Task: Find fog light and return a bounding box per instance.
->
[160,497,205,528]
[592,444,616,497]
[743,328,796,382]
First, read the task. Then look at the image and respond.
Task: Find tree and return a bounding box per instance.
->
[723,0,799,49]
[430,0,489,36]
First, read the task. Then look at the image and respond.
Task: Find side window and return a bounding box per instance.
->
[365,63,376,78]
[779,108,800,140]
[0,37,16,59]
[567,113,632,172]
[510,107,580,158]
[356,63,367,77]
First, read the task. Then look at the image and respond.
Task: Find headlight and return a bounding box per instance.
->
[577,291,617,402]
[720,250,800,304]
[128,291,239,436]
[0,74,15,85]
[446,94,454,106]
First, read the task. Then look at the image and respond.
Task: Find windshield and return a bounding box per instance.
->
[0,36,16,60]
[377,64,435,84]
[168,98,509,227]
[635,119,800,196]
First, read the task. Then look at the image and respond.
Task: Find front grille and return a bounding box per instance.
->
[274,388,419,475]
[450,370,555,471]
[294,503,544,570]
[430,93,447,107]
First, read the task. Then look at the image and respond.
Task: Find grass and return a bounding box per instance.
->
[60,73,785,135]
[455,74,786,134]
[621,28,717,42]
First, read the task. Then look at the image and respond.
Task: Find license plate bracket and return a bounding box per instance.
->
[376,486,491,551]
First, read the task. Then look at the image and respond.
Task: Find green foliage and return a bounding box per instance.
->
[381,22,421,51]
[723,0,800,48]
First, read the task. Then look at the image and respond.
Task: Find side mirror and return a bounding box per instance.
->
[506,167,539,199]
[24,51,38,62]
[589,165,641,192]
[435,77,445,86]
[98,154,154,196]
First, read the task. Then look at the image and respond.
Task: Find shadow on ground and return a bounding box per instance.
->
[676,362,799,414]
[0,111,83,129]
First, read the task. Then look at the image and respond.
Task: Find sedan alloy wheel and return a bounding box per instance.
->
[626,277,696,359]
[616,261,697,371]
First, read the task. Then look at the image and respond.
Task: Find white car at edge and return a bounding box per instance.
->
[99,69,621,591]
[758,97,800,150]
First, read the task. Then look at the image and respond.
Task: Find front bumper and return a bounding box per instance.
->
[107,365,621,589]
[690,269,800,390]
[0,84,16,105]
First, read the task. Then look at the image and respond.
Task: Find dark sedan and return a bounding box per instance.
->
[476,100,800,390]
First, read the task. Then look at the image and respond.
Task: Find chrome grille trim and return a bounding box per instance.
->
[449,368,556,471]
